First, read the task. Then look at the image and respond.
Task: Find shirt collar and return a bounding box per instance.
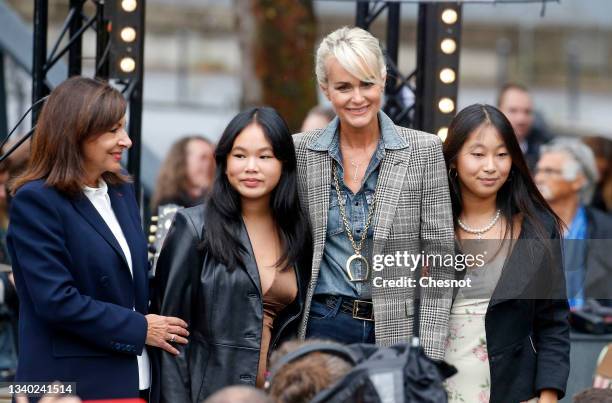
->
[83,179,108,197]
[566,205,588,239]
[308,110,408,152]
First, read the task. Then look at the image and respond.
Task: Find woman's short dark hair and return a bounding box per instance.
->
[202,106,310,270]
[443,103,561,239]
[12,76,128,196]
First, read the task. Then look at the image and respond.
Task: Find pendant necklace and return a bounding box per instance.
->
[349,159,362,182]
[332,162,377,282]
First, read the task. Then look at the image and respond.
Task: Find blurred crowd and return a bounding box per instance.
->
[1,80,612,403]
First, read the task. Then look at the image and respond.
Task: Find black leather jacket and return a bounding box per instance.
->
[455,212,570,403]
[150,206,311,402]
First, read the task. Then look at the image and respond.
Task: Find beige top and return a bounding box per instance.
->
[256,265,297,387]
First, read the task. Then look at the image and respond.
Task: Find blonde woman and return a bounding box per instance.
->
[293,26,455,360]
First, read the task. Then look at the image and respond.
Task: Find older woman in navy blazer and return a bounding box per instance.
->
[7,77,188,401]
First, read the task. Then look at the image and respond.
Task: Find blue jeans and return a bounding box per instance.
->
[305,297,375,344]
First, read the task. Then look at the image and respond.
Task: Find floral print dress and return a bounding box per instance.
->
[444,239,512,403]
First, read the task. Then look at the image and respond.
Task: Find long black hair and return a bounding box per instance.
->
[443,103,561,240]
[202,106,310,270]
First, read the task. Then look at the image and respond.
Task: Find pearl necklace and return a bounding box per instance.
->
[457,209,501,239]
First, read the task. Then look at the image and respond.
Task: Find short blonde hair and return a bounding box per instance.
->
[315,26,386,88]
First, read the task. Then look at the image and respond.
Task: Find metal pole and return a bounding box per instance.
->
[385,2,400,97]
[414,3,430,131]
[0,52,7,141]
[95,1,109,79]
[128,79,143,207]
[68,0,84,77]
[32,0,49,125]
[356,1,369,29]
[127,0,146,206]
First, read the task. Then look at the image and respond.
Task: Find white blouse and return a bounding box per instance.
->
[83,180,151,390]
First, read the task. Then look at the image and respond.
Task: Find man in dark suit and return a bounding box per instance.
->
[498,83,553,172]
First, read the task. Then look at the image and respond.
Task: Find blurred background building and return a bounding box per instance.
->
[1,0,611,193]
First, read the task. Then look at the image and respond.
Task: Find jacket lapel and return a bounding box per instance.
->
[489,221,543,307]
[71,193,131,273]
[108,186,148,311]
[371,147,411,256]
[306,149,332,281]
[108,186,137,268]
[238,220,263,296]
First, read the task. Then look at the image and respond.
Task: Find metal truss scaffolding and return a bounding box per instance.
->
[353,1,462,136]
[30,0,145,203]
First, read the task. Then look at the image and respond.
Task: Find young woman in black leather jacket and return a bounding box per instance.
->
[151,107,311,402]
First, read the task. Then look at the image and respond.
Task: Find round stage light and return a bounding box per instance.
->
[441,38,457,55]
[439,68,456,84]
[120,27,136,43]
[441,9,458,25]
[437,127,448,142]
[120,57,136,73]
[438,98,455,114]
[121,0,137,12]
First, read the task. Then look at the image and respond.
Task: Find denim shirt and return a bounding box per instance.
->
[314,113,407,299]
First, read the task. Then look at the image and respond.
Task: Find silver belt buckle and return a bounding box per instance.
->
[352,299,374,321]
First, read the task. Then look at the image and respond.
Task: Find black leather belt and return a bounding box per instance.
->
[314,294,374,321]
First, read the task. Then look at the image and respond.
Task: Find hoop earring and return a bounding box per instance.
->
[448,168,458,179]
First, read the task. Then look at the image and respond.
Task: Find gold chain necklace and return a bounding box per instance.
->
[332,162,377,282]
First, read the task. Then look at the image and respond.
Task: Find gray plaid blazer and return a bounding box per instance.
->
[294,113,455,360]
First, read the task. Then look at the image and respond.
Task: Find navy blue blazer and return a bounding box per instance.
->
[7,179,149,401]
